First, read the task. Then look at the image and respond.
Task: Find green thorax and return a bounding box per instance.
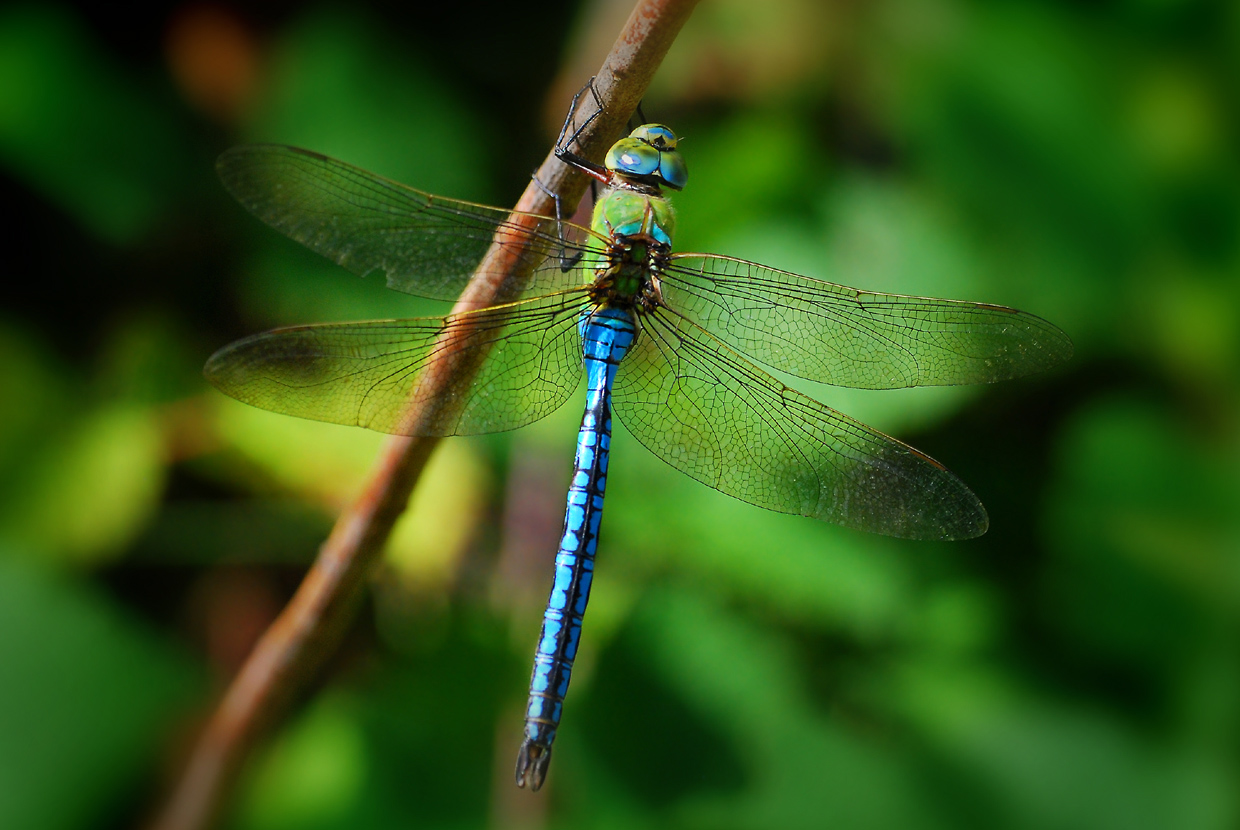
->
[590,189,675,301]
[591,187,676,249]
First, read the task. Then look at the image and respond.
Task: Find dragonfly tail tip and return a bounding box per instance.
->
[515,739,551,791]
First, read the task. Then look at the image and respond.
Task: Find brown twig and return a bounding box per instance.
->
[150,2,698,828]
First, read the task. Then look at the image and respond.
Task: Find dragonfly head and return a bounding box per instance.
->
[605,124,688,191]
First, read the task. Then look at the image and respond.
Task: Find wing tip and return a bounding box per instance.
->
[880,502,988,542]
[942,506,989,541]
[202,336,258,398]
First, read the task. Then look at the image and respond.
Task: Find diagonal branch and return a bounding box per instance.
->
[150,1,698,828]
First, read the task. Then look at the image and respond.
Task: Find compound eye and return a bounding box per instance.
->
[605,138,660,176]
[659,152,688,191]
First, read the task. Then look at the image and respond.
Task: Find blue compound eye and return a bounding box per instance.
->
[658,151,688,191]
[605,138,660,177]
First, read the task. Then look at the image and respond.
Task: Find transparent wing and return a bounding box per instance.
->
[217,145,609,301]
[612,308,988,540]
[662,253,1073,389]
[204,291,588,437]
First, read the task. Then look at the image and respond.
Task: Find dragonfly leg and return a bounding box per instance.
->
[530,171,584,272]
[556,76,605,156]
[628,98,648,132]
[555,77,611,183]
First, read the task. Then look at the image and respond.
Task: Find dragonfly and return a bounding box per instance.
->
[205,96,1072,791]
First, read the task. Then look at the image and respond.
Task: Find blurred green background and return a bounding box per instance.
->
[2,0,1239,827]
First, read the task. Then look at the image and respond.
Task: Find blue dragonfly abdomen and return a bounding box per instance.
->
[516,306,635,790]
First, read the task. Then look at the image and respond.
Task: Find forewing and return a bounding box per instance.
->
[611,309,988,540]
[217,145,607,301]
[662,254,1073,389]
[204,292,587,437]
